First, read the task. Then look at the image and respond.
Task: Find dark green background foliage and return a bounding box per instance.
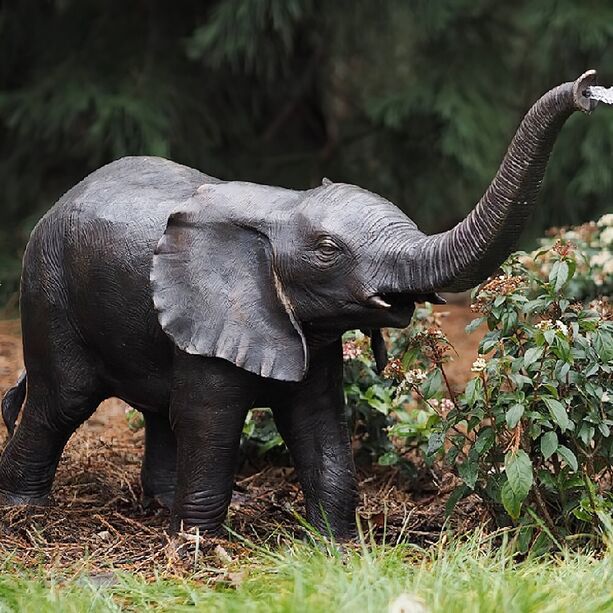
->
[1,0,613,304]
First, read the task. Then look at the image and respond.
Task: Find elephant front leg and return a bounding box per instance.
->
[169,356,253,534]
[272,339,358,540]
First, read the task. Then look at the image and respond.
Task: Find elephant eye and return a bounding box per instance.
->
[316,237,341,259]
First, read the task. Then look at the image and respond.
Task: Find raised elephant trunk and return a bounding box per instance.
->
[404,70,599,293]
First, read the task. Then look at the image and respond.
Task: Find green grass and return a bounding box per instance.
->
[0,531,611,612]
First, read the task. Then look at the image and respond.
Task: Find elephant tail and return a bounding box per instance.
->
[2,370,26,437]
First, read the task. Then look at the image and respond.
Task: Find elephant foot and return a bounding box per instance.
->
[169,491,229,535]
[169,515,226,537]
[142,489,175,511]
[141,469,176,510]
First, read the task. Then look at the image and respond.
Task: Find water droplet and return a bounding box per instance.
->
[586,86,613,105]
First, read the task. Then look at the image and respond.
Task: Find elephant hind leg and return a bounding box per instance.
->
[141,411,177,510]
[0,364,103,506]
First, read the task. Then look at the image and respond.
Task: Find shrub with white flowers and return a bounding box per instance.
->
[342,311,448,470]
[427,242,612,550]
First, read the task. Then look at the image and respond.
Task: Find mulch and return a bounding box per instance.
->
[0,307,485,578]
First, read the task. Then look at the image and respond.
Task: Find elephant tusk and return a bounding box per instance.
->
[367,295,392,309]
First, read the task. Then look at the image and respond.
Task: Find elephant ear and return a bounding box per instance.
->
[151,196,308,382]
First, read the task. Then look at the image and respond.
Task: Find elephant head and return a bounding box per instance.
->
[152,71,601,382]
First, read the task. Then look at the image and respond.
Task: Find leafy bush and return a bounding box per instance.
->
[426,245,612,547]
[342,315,445,471]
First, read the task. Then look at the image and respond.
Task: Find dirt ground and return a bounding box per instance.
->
[0,305,484,577]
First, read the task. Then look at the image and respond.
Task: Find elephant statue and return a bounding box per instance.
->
[0,70,606,539]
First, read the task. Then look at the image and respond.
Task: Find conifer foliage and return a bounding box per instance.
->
[1,1,612,303]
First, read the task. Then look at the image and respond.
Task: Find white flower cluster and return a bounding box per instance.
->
[590,252,612,268]
[536,319,570,336]
[342,341,363,361]
[597,213,613,228]
[430,398,455,412]
[471,356,487,373]
[535,319,552,330]
[404,369,428,385]
[600,227,613,246]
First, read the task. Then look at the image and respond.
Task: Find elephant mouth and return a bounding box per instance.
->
[367,291,445,311]
[307,292,445,332]
[364,291,446,327]
[364,292,417,327]
[367,293,411,310]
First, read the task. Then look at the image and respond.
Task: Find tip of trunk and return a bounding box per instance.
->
[573,70,598,113]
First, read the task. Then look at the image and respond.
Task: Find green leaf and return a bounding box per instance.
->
[501,310,518,335]
[505,449,533,500]
[445,485,470,517]
[377,451,399,466]
[554,260,570,292]
[548,259,571,292]
[593,332,613,363]
[556,445,578,472]
[474,427,495,455]
[465,317,486,334]
[458,459,478,489]
[501,480,522,521]
[509,373,533,389]
[523,298,547,314]
[552,336,572,363]
[420,369,443,400]
[548,260,560,286]
[480,331,500,354]
[505,403,524,429]
[566,259,576,283]
[517,525,535,554]
[554,361,571,382]
[572,505,593,522]
[578,423,595,446]
[401,346,420,369]
[463,377,482,407]
[366,397,390,414]
[542,397,570,431]
[523,346,544,369]
[540,431,558,460]
[258,433,284,453]
[426,431,445,456]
